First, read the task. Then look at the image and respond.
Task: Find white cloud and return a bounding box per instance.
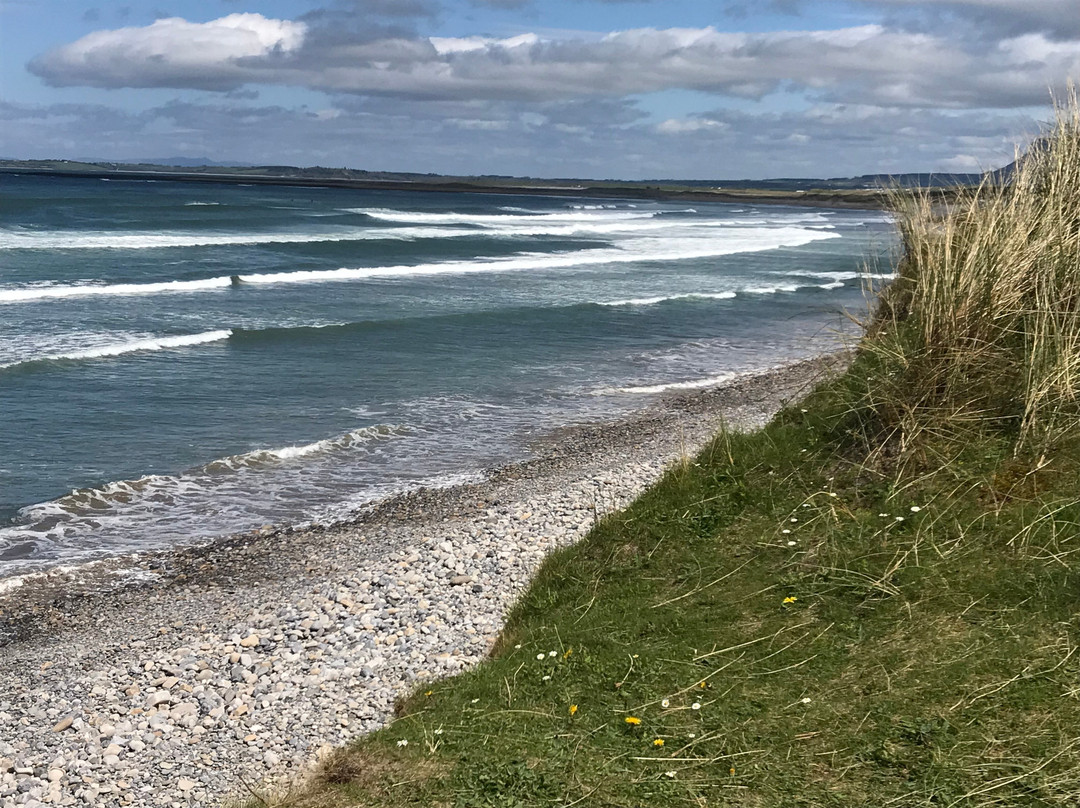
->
[30,13,307,91]
[28,17,1080,110]
[429,33,539,55]
[657,117,729,134]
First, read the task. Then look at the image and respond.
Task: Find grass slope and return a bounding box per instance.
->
[244,94,1080,808]
[254,368,1080,808]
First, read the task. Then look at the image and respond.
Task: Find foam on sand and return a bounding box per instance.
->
[598,373,740,395]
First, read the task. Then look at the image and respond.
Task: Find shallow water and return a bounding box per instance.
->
[0,174,895,574]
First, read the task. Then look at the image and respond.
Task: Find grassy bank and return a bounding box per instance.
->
[245,99,1080,807]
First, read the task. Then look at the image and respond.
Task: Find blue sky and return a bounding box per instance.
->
[1,0,1077,178]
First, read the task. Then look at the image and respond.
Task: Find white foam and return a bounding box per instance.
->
[0,221,843,304]
[0,331,232,369]
[211,424,404,468]
[788,270,896,281]
[0,229,384,251]
[0,277,232,303]
[742,284,802,294]
[604,373,739,395]
[184,201,221,206]
[600,292,738,306]
[241,226,840,285]
[0,576,26,595]
[350,207,661,225]
[17,424,406,527]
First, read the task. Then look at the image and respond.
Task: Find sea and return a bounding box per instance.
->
[0,173,896,582]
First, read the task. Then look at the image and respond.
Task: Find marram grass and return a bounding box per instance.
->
[864,88,1080,459]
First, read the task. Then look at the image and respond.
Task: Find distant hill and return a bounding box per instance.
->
[644,173,987,191]
[76,157,252,168]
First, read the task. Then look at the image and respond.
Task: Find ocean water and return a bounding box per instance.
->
[0,174,895,578]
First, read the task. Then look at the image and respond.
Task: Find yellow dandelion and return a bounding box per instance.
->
[698,681,706,689]
[625,716,641,725]
[424,690,433,696]
[653,738,664,747]
[729,766,736,776]
[563,647,573,659]
[783,596,798,604]
[569,704,578,716]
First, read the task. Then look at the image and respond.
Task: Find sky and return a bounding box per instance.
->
[1,0,1078,179]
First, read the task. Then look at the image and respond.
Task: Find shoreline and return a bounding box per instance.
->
[0,353,848,806]
[0,167,892,210]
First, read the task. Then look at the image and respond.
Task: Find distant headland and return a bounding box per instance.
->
[0,158,993,210]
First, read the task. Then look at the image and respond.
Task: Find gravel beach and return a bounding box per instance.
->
[0,354,846,807]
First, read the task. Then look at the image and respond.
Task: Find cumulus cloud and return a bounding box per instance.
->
[28,15,1080,109]
[29,13,307,91]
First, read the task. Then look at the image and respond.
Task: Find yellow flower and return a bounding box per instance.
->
[653,738,664,747]
[563,647,573,659]
[569,704,578,716]
[424,690,433,696]
[783,596,798,604]
[625,716,641,725]
[729,766,736,776]
[698,681,707,689]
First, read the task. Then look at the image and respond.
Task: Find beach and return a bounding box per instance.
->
[0,353,845,807]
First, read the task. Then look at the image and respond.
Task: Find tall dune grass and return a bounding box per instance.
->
[863,88,1080,459]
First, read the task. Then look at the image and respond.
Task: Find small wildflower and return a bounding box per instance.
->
[688,733,696,739]
[800,449,807,453]
[514,644,522,649]
[783,596,798,604]
[895,516,905,522]
[790,517,798,523]
[569,704,578,716]
[787,540,797,546]
[878,513,889,517]
[537,653,545,660]
[563,647,573,659]
[698,681,706,689]
[471,698,480,703]
[548,650,557,658]
[424,690,433,696]
[691,702,701,711]
[800,408,808,413]
[801,503,811,508]
[729,767,736,776]
[661,699,670,708]
[653,738,665,747]
[397,739,408,747]
[801,697,812,704]
[433,728,443,735]
[910,505,922,513]
[625,716,641,725]
[542,675,551,681]
[829,492,838,498]
[782,529,791,535]
[665,771,677,779]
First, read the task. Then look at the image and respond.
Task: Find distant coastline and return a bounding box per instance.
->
[0,163,914,210]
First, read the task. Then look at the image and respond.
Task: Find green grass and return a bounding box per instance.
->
[246,365,1080,807]
[241,95,1080,808]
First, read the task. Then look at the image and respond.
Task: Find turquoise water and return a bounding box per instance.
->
[0,174,895,576]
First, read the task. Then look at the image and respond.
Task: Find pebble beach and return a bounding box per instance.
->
[0,354,845,807]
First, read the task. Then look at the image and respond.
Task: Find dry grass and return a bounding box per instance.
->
[862,87,1080,459]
